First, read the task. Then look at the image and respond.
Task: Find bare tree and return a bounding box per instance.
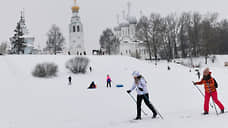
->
[136,16,153,60]
[99,28,120,55]
[217,19,228,54]
[148,13,164,62]
[45,24,65,55]
[200,13,219,64]
[161,14,179,61]
[188,12,202,57]
[177,12,191,58]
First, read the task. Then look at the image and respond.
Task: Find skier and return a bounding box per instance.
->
[106,74,112,88]
[127,71,157,120]
[68,76,72,85]
[193,68,224,115]
[88,81,96,89]
[197,71,200,80]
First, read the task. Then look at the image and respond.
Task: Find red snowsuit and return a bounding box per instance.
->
[195,72,224,112]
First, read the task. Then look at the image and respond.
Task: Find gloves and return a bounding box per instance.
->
[138,88,143,91]
[127,90,131,93]
[192,81,197,85]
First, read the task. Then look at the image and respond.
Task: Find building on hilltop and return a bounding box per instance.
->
[113,2,149,59]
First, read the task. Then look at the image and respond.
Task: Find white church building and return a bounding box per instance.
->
[68,0,85,55]
[113,2,149,59]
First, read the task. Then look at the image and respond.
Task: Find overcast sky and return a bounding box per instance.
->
[0,0,228,52]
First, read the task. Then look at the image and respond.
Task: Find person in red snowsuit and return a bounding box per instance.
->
[193,68,224,115]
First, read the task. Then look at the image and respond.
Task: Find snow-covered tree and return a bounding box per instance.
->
[10,22,26,54]
[45,24,65,55]
[99,28,120,55]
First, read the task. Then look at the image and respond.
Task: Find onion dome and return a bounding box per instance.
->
[72,0,80,12]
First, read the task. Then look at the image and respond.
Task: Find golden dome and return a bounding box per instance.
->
[72,6,80,12]
[72,0,80,12]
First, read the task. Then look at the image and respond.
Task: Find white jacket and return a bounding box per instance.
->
[130,77,148,95]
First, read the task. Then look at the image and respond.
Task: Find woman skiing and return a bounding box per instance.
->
[127,71,157,120]
[193,68,224,115]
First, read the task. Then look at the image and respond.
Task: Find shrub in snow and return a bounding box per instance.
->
[66,57,89,74]
[32,63,58,78]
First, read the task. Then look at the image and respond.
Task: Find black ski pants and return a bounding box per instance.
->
[137,93,157,117]
[107,81,111,88]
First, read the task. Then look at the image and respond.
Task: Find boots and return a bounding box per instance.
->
[152,113,157,119]
[202,111,208,115]
[134,117,141,120]
[221,109,224,114]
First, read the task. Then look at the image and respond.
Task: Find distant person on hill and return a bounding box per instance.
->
[167,66,171,70]
[68,76,72,85]
[106,74,112,88]
[88,81,96,89]
[193,68,224,115]
[127,71,157,120]
[89,67,92,72]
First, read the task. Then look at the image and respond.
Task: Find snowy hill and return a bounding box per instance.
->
[0,55,228,128]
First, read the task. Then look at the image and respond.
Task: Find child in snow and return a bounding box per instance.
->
[88,81,96,89]
[106,75,112,88]
[68,76,72,85]
[193,68,224,115]
[127,71,157,120]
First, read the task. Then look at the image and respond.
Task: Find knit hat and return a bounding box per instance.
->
[132,71,140,77]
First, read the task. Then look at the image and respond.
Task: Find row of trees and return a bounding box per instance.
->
[10,23,65,55]
[99,12,228,61]
[136,12,228,61]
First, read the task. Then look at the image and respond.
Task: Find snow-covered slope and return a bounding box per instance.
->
[0,55,227,128]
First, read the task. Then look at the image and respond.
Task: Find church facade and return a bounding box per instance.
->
[113,3,149,59]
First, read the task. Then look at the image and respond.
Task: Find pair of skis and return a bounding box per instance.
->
[127,93,164,119]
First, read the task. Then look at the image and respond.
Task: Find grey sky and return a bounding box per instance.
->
[0,0,228,52]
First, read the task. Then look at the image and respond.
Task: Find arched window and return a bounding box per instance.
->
[73,26,76,32]
[77,25,80,32]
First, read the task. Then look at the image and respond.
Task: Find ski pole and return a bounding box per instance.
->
[206,84,219,116]
[192,81,214,108]
[128,93,148,116]
[142,95,164,119]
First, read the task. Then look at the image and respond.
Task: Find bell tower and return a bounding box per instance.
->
[69,0,85,55]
